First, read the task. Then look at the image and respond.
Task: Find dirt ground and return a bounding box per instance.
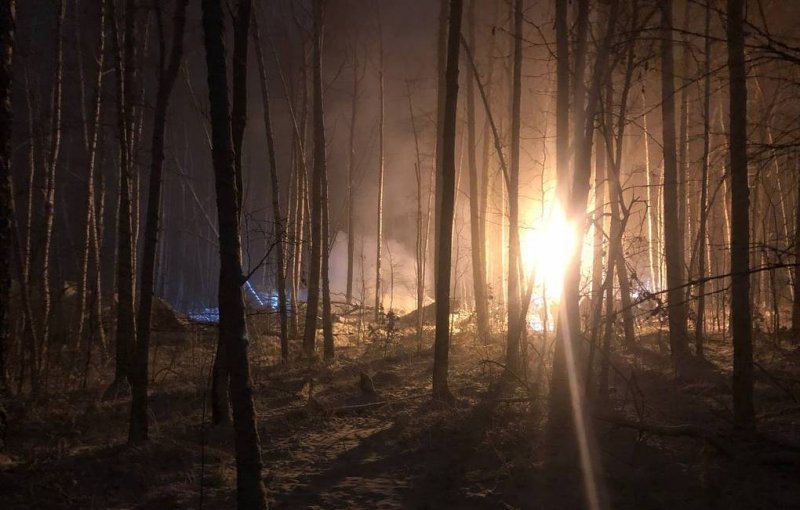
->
[1,315,799,509]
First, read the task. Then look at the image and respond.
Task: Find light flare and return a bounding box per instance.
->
[520,201,578,301]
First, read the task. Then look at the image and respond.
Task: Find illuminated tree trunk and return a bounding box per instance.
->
[201,0,268,504]
[345,46,361,305]
[433,0,448,290]
[466,0,489,344]
[253,16,289,362]
[727,0,755,432]
[0,0,13,393]
[794,154,800,337]
[659,0,689,367]
[590,152,605,333]
[642,88,659,291]
[677,0,690,267]
[548,0,571,420]
[321,151,334,361]
[432,0,462,400]
[608,17,639,351]
[551,0,618,424]
[76,1,106,359]
[374,6,385,320]
[505,0,522,374]
[290,137,305,341]
[303,0,326,359]
[695,1,711,357]
[407,81,428,351]
[320,19,334,359]
[479,1,499,310]
[130,0,188,444]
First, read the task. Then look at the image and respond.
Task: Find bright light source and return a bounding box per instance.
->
[520,201,577,301]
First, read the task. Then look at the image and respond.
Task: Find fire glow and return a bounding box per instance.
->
[520,200,579,302]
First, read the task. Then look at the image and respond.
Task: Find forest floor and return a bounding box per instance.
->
[1,312,800,509]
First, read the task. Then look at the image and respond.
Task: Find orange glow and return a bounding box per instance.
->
[520,200,578,301]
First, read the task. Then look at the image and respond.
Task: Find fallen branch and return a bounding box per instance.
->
[328,393,428,415]
[595,413,735,458]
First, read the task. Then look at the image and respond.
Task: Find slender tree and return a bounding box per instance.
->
[231,0,251,213]
[303,0,326,359]
[130,0,188,444]
[465,0,489,344]
[253,14,289,363]
[75,0,107,365]
[727,0,755,432]
[321,147,334,361]
[659,0,689,367]
[345,42,362,305]
[374,4,385,321]
[201,0,268,504]
[39,0,66,389]
[212,0,251,423]
[109,0,138,393]
[794,154,800,336]
[695,1,712,357]
[0,0,13,393]
[432,0,463,401]
[505,0,523,374]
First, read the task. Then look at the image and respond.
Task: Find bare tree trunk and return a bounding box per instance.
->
[659,0,689,368]
[231,0,251,214]
[642,88,659,291]
[588,135,606,385]
[374,6,385,321]
[253,14,289,363]
[345,44,361,305]
[432,0,463,401]
[0,0,13,393]
[677,0,691,265]
[548,0,571,420]
[695,1,712,357]
[433,0,448,291]
[303,0,327,360]
[321,153,334,361]
[90,171,106,363]
[75,0,106,361]
[212,0,252,422]
[39,0,66,390]
[130,0,188,444]
[479,2,499,314]
[291,137,305,341]
[465,0,489,344]
[201,0,268,504]
[505,0,523,375]
[793,151,800,336]
[107,0,138,395]
[727,0,754,432]
[407,80,426,350]
[607,14,640,350]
